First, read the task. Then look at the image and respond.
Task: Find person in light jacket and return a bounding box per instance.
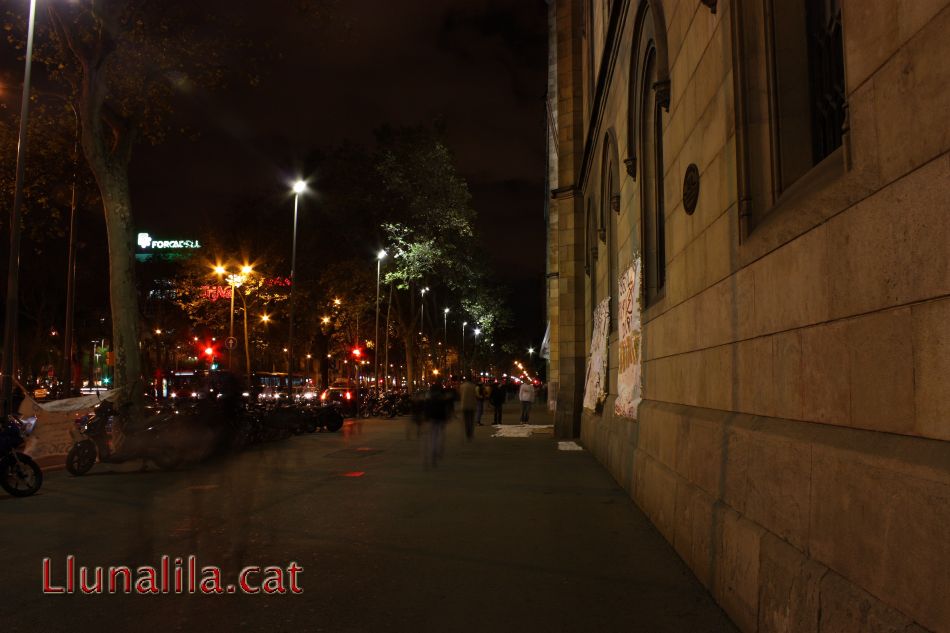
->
[518,381,536,423]
[458,376,478,441]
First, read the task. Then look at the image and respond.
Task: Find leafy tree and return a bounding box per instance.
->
[1,1,332,432]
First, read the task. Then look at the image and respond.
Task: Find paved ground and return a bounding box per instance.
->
[1,401,736,633]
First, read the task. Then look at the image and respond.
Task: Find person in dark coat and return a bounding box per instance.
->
[489,381,505,424]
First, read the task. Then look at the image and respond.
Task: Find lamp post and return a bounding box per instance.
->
[473,328,481,375]
[1,0,37,414]
[419,287,429,331]
[214,264,252,372]
[461,321,467,375]
[288,179,306,399]
[374,249,386,391]
[419,287,429,383]
[443,308,449,373]
[61,100,80,397]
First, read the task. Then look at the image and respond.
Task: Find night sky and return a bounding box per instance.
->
[131,0,550,344]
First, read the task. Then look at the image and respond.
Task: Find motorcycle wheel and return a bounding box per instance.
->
[323,410,344,433]
[152,448,183,471]
[1,452,43,497]
[65,441,97,476]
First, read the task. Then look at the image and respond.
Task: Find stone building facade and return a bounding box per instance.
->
[545,1,950,631]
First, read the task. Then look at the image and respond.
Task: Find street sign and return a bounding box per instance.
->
[225,336,237,350]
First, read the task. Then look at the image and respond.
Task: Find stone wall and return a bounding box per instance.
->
[550,0,950,631]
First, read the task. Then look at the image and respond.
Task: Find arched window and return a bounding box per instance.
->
[586,198,598,326]
[641,50,666,302]
[628,2,670,306]
[602,132,621,331]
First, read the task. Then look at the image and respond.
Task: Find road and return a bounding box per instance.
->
[1,402,736,633]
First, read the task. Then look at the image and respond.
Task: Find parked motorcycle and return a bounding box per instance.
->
[65,401,183,476]
[0,414,43,497]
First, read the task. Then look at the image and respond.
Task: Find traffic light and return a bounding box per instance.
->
[352,347,362,358]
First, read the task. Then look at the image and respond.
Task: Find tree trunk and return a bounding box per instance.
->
[99,169,143,421]
[403,333,415,392]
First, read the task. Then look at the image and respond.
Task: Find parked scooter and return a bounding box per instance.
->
[65,401,182,476]
[0,414,42,497]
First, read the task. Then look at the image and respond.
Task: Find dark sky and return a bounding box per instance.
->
[131,0,550,344]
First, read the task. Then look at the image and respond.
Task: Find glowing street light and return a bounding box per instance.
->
[260,314,271,323]
[287,179,308,398]
[375,249,387,389]
[443,308,450,371]
[214,263,253,371]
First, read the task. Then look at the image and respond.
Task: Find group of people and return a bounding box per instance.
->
[457,377,537,440]
[415,376,539,467]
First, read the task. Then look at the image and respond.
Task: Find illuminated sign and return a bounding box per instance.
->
[136,232,201,250]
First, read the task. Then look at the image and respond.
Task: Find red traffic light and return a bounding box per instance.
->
[204,347,214,357]
[351,347,362,357]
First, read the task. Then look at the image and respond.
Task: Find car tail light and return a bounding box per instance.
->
[320,391,328,401]
[345,391,352,400]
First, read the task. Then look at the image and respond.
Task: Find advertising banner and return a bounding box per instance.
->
[615,258,642,419]
[583,297,610,411]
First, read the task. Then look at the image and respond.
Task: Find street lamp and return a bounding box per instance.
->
[374,249,387,391]
[443,308,449,372]
[1,0,38,414]
[419,287,429,330]
[473,327,481,374]
[288,179,307,399]
[419,287,429,383]
[461,321,467,374]
[214,264,250,371]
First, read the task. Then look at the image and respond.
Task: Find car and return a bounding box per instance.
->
[319,381,363,417]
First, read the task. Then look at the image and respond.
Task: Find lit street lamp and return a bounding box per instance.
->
[473,327,481,374]
[1,0,37,414]
[214,263,253,372]
[443,308,449,372]
[461,321,467,374]
[419,287,429,383]
[374,249,386,390]
[287,179,307,399]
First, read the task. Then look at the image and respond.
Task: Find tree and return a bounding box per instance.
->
[2,1,331,430]
[373,126,480,385]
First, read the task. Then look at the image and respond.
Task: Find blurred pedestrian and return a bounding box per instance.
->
[458,376,477,441]
[475,380,487,425]
[489,381,505,424]
[424,381,452,466]
[518,380,536,423]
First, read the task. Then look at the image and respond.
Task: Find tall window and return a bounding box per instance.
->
[603,138,620,332]
[641,49,666,304]
[587,198,598,328]
[805,0,845,162]
[739,0,846,207]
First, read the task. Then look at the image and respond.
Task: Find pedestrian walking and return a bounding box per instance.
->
[489,381,505,424]
[518,380,536,423]
[458,376,477,441]
[474,380,486,425]
[423,381,452,466]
